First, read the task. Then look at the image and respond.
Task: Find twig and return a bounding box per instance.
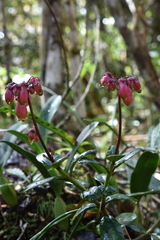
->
[44,0,70,97]
[75,4,101,109]
[1,0,11,83]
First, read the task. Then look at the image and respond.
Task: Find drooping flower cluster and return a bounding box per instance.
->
[100,72,141,106]
[5,77,43,120]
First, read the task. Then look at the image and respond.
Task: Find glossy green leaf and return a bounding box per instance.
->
[100,216,124,240]
[65,122,99,172]
[79,159,108,172]
[107,154,124,162]
[39,94,62,143]
[94,173,106,184]
[6,168,29,182]
[71,203,97,224]
[36,152,67,168]
[115,148,141,168]
[0,123,28,167]
[81,186,105,201]
[103,186,118,196]
[70,149,97,173]
[106,194,137,203]
[94,174,118,188]
[116,213,137,224]
[106,145,116,157]
[25,177,60,191]
[30,209,77,240]
[124,222,146,234]
[130,151,159,201]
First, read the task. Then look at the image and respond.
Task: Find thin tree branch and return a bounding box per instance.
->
[44,0,70,97]
[75,4,101,110]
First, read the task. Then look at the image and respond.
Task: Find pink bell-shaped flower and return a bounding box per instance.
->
[118,81,133,106]
[17,84,29,105]
[16,102,28,121]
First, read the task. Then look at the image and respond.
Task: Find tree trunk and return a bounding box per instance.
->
[65,0,86,118]
[40,0,63,102]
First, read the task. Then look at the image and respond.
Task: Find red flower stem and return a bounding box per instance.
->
[28,98,54,163]
[114,95,122,154]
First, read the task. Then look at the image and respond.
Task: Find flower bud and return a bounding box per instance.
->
[5,88,14,104]
[133,79,141,93]
[16,102,27,121]
[29,77,43,96]
[12,84,20,96]
[106,80,117,92]
[100,75,110,86]
[28,129,39,144]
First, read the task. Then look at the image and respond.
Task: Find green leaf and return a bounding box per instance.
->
[6,168,29,182]
[94,173,106,184]
[0,123,28,167]
[65,122,99,172]
[100,216,124,240]
[81,186,105,201]
[79,159,108,172]
[115,148,141,168]
[103,186,118,196]
[53,196,68,230]
[130,151,159,201]
[36,152,67,168]
[30,209,77,240]
[124,222,146,234]
[106,194,137,203]
[24,177,62,191]
[107,155,124,162]
[39,94,62,143]
[106,145,116,157]
[70,149,97,173]
[71,203,96,224]
[116,213,137,224]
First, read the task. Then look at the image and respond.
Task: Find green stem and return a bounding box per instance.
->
[28,98,54,163]
[58,168,86,192]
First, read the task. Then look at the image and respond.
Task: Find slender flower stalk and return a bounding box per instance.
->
[28,98,54,163]
[114,95,122,154]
